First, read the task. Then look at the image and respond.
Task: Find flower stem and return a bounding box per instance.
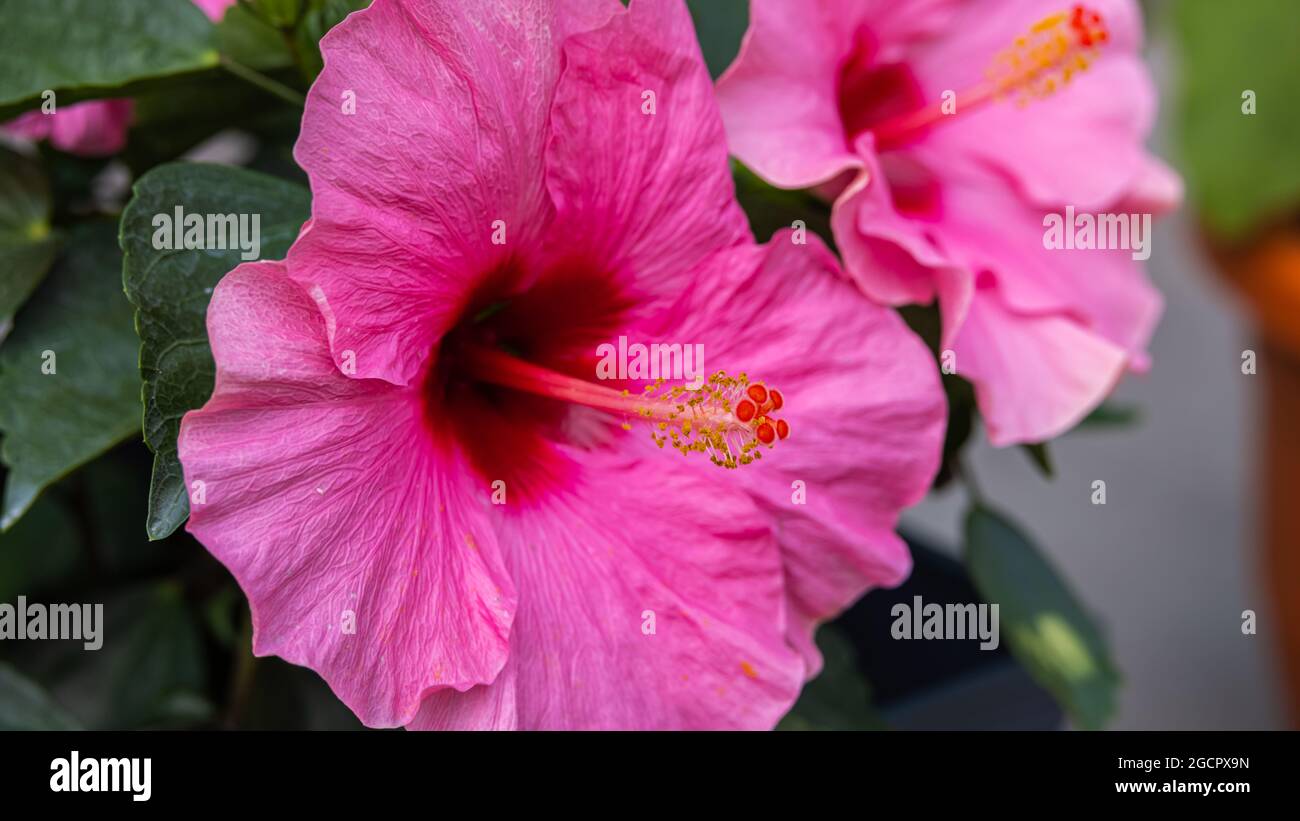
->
[219,56,306,107]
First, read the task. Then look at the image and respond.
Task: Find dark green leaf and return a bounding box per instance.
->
[964,506,1119,729]
[105,583,211,728]
[733,160,833,248]
[778,624,887,730]
[1077,402,1140,430]
[0,0,220,120]
[294,0,373,81]
[929,370,975,490]
[0,221,140,531]
[245,0,307,30]
[123,69,295,174]
[0,494,80,602]
[239,657,365,730]
[202,584,242,648]
[0,663,81,730]
[1021,442,1054,479]
[0,147,59,345]
[218,2,295,72]
[20,584,212,729]
[687,0,748,80]
[120,163,311,539]
[1171,0,1300,239]
[78,444,173,575]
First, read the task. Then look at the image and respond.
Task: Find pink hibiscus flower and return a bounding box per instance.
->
[192,0,238,18]
[3,0,236,157]
[5,99,134,157]
[177,0,945,729]
[717,0,1182,445]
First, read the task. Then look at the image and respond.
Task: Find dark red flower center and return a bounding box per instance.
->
[422,261,791,502]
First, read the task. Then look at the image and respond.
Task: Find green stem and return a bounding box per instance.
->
[219,56,306,107]
[223,608,257,729]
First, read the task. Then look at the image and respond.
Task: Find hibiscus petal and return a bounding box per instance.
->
[192,0,236,21]
[664,237,947,673]
[409,662,519,730]
[288,0,616,386]
[953,286,1130,446]
[6,100,133,158]
[1115,155,1184,216]
[831,143,975,348]
[179,261,516,727]
[544,0,750,307]
[914,154,1163,362]
[416,445,804,730]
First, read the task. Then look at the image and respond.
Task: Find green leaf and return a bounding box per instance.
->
[105,583,211,728]
[0,147,59,345]
[0,0,220,120]
[964,506,1120,729]
[19,584,212,729]
[78,444,173,575]
[0,493,81,602]
[0,663,81,730]
[733,160,833,248]
[239,657,365,730]
[121,163,311,539]
[245,0,307,29]
[1021,442,1054,479]
[0,221,140,531]
[218,2,295,72]
[1171,0,1300,239]
[687,0,748,80]
[778,624,887,730]
[294,0,373,80]
[122,69,297,174]
[1077,402,1139,430]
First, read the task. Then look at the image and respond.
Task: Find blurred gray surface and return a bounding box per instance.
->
[899,19,1287,729]
[899,20,1284,722]
[902,181,1286,731]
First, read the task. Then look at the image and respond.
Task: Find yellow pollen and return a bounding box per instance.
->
[636,371,788,470]
[987,5,1110,105]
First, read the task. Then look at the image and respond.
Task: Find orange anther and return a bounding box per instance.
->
[736,398,757,423]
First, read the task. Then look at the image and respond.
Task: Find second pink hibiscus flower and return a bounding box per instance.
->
[718,0,1182,446]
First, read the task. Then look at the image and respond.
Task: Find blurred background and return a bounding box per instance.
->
[893,0,1293,730]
